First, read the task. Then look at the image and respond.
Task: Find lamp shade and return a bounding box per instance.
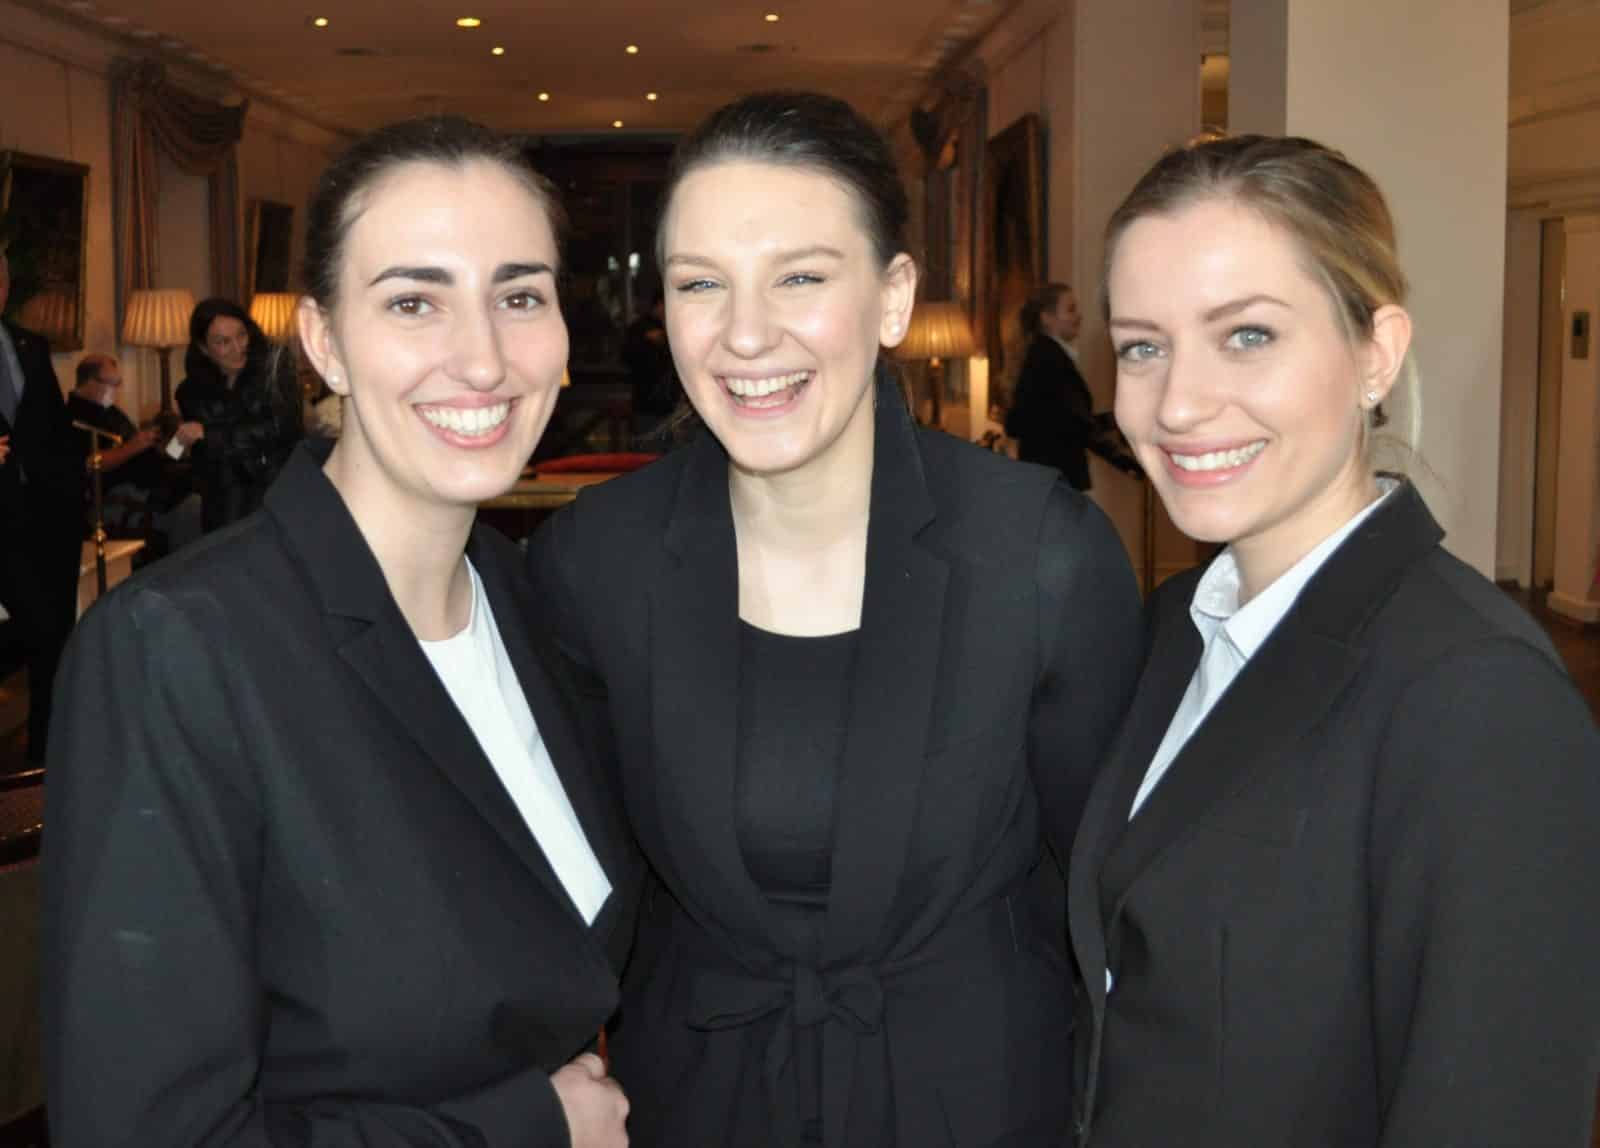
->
[17,289,78,344]
[249,292,300,343]
[896,301,976,362]
[122,288,195,349]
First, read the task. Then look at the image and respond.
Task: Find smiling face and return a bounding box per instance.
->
[660,160,915,478]
[299,158,567,518]
[1108,197,1406,585]
[203,315,251,378]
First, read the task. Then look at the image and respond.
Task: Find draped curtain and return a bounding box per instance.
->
[111,58,249,324]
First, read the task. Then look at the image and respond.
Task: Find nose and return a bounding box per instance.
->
[721,286,779,360]
[1153,345,1224,433]
[446,308,507,391]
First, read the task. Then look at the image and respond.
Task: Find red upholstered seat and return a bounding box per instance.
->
[535,452,660,475]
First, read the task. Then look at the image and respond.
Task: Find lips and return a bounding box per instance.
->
[1166,440,1266,472]
[416,401,512,437]
[720,370,812,409]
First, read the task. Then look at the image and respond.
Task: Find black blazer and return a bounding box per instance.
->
[1068,482,1600,1147]
[1005,334,1096,491]
[1,318,78,513]
[44,442,642,1147]
[529,383,1144,1147]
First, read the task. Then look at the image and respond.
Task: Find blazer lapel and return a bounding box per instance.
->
[265,445,583,920]
[648,432,782,942]
[471,533,629,929]
[823,387,948,963]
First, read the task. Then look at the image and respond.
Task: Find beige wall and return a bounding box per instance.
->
[0,0,343,419]
[1497,210,1542,585]
[1549,212,1600,622]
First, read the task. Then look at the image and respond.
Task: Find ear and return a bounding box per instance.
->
[878,253,918,349]
[1360,303,1412,408]
[297,297,349,395]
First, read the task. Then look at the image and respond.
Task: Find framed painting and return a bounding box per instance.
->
[982,114,1044,406]
[245,199,295,295]
[0,150,90,352]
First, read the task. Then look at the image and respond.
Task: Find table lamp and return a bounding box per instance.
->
[896,300,976,428]
[248,292,300,343]
[122,288,195,430]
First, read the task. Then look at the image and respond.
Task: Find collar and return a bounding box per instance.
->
[1046,332,1079,364]
[1192,477,1400,659]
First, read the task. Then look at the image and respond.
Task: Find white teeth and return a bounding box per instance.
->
[418,401,511,436]
[1169,440,1266,471]
[722,371,811,398]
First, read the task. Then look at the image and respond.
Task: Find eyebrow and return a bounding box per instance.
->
[367,261,555,288]
[662,244,847,270]
[1108,293,1292,332]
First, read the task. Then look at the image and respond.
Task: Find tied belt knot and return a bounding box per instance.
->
[687,960,886,1147]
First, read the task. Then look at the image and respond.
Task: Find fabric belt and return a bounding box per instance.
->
[682,891,1023,1148]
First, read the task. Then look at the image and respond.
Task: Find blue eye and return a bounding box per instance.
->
[673,278,718,294]
[1116,341,1161,363]
[780,272,823,287]
[1225,326,1273,350]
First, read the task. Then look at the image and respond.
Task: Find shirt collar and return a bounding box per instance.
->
[1047,332,1078,364]
[1191,477,1399,658]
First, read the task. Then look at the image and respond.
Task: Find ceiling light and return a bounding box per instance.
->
[625,43,639,54]
[646,92,658,101]
[491,45,505,55]
[765,11,780,21]
[537,91,550,101]
[455,16,481,28]
[311,16,330,28]
[613,119,624,128]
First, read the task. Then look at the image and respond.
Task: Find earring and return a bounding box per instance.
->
[1365,389,1379,404]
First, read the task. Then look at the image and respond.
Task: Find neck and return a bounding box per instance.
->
[728,387,875,552]
[323,440,476,641]
[1232,464,1379,604]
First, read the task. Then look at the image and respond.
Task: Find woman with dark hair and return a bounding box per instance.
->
[45,117,639,1147]
[529,90,1142,1147]
[1068,134,1600,1146]
[174,296,302,531]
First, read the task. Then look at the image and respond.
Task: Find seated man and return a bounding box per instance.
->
[66,353,200,553]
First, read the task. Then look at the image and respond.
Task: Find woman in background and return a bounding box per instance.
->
[1068,133,1600,1147]
[174,296,302,531]
[46,116,637,1148]
[530,90,1142,1147]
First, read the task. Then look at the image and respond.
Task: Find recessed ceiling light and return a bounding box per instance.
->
[311,16,330,28]
[455,16,481,28]
[613,119,624,128]
[646,92,658,101]
[765,11,780,21]
[537,91,550,101]
[491,45,505,55]
[625,43,639,54]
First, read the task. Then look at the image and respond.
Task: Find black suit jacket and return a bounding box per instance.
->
[1005,334,1096,491]
[529,384,1144,1147]
[44,442,642,1147]
[1068,483,1600,1147]
[1,318,77,514]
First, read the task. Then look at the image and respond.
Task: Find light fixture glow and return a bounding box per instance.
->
[491,45,505,55]
[612,119,624,128]
[312,16,330,27]
[765,11,780,21]
[624,43,639,54]
[455,16,481,28]
[537,91,550,101]
[646,91,658,101]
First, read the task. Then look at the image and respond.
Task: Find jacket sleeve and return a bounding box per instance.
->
[43,590,572,1148]
[1027,484,1145,861]
[202,366,304,479]
[1369,639,1600,1147]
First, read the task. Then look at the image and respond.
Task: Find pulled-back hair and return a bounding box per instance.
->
[302,115,564,310]
[1019,282,1073,342]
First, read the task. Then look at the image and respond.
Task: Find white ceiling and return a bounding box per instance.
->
[26,0,1022,136]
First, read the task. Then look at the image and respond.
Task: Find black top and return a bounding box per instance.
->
[65,394,162,493]
[736,621,859,912]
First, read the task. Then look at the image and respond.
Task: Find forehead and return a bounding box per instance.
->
[664,160,871,255]
[208,315,247,336]
[1110,198,1315,311]
[345,159,555,266]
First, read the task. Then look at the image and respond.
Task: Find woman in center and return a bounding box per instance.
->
[529,91,1142,1146]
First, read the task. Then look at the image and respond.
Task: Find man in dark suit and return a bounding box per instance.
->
[0,249,83,762]
[1005,282,1138,490]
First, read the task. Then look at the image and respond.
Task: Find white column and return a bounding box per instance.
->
[1230,0,1510,578]
[1548,213,1600,623]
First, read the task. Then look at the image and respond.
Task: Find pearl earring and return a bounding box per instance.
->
[1365,389,1379,404]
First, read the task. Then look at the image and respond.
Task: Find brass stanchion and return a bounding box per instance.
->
[71,421,122,597]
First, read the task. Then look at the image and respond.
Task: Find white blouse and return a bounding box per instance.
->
[419,560,612,924]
